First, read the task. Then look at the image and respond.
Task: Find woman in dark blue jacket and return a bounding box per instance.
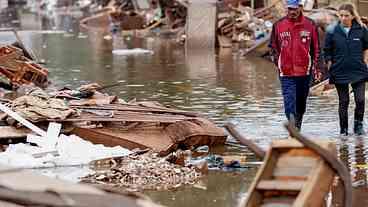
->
[324,3,368,136]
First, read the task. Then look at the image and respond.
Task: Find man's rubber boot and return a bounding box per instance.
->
[354,120,365,136]
[288,114,296,138]
[295,113,303,131]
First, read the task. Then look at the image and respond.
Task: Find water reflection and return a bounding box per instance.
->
[147,169,257,207]
[331,137,368,206]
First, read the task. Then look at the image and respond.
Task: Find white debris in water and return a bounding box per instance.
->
[63,33,75,38]
[112,48,154,56]
[78,33,88,39]
[103,35,112,40]
[0,134,131,169]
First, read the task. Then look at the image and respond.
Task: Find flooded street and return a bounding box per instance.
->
[1,8,368,207]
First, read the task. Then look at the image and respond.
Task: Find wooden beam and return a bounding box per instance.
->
[224,122,266,158]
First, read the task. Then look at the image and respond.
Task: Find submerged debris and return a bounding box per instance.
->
[83,152,202,191]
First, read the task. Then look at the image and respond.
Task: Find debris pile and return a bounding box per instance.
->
[110,9,146,31]
[217,6,275,48]
[0,84,226,156]
[157,0,187,30]
[82,152,201,191]
[307,8,339,29]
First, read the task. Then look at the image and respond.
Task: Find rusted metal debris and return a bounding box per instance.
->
[83,152,202,192]
[0,45,48,88]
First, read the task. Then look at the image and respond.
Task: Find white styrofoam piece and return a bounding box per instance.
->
[26,122,61,149]
[0,133,131,169]
[112,48,154,56]
[45,122,61,148]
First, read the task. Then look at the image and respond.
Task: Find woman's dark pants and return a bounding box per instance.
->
[335,81,366,135]
[280,76,311,130]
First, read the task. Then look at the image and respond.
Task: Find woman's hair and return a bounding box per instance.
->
[338,3,364,26]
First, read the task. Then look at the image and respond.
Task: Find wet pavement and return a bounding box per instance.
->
[1,7,368,207]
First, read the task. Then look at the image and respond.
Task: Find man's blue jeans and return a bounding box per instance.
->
[280,76,311,121]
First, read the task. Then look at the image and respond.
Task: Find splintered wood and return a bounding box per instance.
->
[66,103,227,156]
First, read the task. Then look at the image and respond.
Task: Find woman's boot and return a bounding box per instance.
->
[354,120,365,136]
[340,117,348,136]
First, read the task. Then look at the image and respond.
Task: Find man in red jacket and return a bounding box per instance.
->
[269,0,321,130]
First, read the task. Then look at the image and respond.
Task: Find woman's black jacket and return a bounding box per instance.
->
[324,20,368,84]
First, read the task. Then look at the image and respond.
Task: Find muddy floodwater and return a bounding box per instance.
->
[1,9,368,207]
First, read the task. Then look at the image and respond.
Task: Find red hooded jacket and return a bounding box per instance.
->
[269,15,320,77]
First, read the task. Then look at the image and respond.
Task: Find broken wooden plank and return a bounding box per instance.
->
[70,104,200,117]
[0,126,30,139]
[0,103,46,137]
[62,117,190,124]
[73,118,226,156]
[72,127,174,156]
[224,123,265,158]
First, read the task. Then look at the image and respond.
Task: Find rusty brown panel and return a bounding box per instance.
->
[71,127,147,150]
